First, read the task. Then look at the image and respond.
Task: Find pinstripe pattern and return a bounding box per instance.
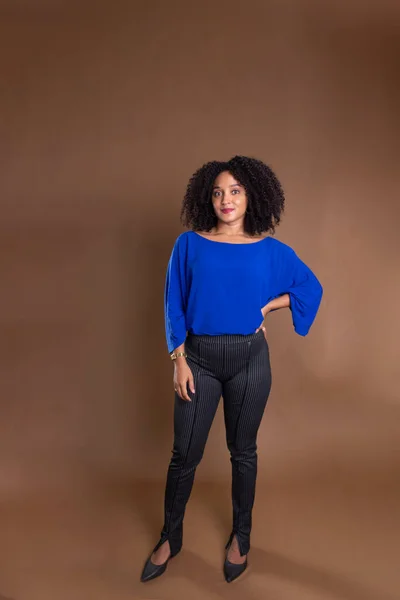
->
[155,329,272,557]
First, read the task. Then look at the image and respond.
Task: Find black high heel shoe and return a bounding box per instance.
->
[140,542,180,583]
[224,537,248,583]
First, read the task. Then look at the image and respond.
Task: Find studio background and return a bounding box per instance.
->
[0,1,399,599]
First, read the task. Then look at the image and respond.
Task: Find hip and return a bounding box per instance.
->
[185,329,270,379]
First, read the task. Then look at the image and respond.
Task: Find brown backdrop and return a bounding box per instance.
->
[0,3,399,596]
[1,0,399,487]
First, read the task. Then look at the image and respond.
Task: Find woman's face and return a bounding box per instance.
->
[211,171,248,225]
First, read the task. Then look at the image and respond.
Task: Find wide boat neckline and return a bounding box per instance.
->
[191,231,270,246]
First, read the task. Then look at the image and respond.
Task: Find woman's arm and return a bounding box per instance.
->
[277,245,323,335]
[164,235,195,401]
[262,293,290,317]
[259,240,323,336]
[171,342,195,402]
[164,235,188,353]
[256,294,290,336]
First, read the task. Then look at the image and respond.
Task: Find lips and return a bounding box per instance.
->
[221,208,234,214]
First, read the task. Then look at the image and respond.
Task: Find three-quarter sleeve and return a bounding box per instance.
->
[164,235,188,353]
[274,242,323,336]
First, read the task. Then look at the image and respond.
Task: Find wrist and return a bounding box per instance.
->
[174,356,187,367]
[263,304,272,317]
[170,349,187,362]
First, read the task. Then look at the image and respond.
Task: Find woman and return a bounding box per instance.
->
[141,155,323,583]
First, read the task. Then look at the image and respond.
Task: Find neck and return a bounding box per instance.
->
[215,220,245,236]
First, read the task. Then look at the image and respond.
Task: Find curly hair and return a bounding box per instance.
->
[180,155,285,236]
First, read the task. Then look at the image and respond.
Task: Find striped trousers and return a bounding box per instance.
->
[155,329,272,557]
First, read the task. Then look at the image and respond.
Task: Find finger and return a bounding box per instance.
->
[188,373,195,394]
[174,381,184,399]
[180,382,192,402]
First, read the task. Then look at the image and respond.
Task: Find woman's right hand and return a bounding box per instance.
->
[173,358,195,402]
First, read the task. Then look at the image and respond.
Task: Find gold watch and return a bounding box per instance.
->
[170,351,187,361]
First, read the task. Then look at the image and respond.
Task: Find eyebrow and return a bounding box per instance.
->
[213,183,243,189]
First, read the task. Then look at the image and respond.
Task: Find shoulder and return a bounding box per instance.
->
[172,230,192,247]
[265,236,296,257]
[169,231,196,257]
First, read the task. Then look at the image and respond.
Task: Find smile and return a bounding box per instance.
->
[221,208,234,214]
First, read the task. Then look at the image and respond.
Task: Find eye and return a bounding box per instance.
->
[231,188,240,195]
[213,190,221,197]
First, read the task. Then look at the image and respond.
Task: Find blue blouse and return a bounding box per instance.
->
[164,231,323,353]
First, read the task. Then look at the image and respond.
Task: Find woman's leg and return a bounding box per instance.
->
[222,333,272,558]
[154,354,222,558]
